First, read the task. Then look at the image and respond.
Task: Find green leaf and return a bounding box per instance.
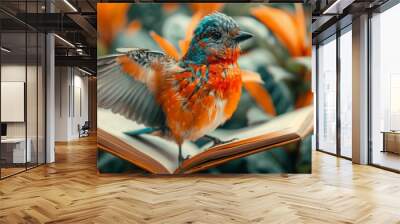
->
[257,66,294,115]
[286,57,311,74]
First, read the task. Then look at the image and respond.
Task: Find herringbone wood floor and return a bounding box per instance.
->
[0,135,399,224]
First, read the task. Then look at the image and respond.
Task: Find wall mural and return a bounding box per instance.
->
[97,3,313,174]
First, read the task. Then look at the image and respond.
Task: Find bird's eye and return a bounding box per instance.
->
[210,31,221,40]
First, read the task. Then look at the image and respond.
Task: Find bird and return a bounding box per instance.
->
[97,12,253,166]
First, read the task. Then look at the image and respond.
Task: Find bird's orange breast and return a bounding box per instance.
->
[207,64,242,118]
[157,63,242,143]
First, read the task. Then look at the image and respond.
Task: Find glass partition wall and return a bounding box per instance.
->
[0,2,46,179]
[0,30,27,177]
[316,25,353,159]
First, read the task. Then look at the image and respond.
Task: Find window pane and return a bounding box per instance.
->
[317,36,337,154]
[371,4,400,171]
[339,29,352,158]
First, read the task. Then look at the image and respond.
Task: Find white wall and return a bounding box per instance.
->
[72,74,89,138]
[55,66,70,141]
[1,65,36,138]
[54,67,89,141]
[1,65,26,81]
[1,65,26,140]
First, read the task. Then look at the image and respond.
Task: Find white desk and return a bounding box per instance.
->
[1,138,31,163]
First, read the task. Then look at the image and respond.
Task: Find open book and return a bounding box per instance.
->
[97,106,313,174]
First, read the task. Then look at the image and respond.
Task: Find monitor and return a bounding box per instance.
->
[1,123,7,137]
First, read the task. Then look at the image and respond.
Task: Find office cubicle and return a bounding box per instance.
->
[0,0,46,179]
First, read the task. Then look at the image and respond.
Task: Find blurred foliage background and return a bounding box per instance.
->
[97,3,313,174]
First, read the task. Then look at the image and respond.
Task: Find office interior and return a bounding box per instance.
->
[0,0,399,222]
[0,0,398,177]
[312,0,400,172]
[0,0,97,179]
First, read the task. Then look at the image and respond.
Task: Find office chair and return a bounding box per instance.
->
[79,121,90,138]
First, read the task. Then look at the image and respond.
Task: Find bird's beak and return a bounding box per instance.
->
[234,31,253,43]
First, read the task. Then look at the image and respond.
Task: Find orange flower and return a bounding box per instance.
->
[126,20,142,35]
[189,3,224,16]
[162,3,180,13]
[242,71,276,116]
[149,11,211,59]
[251,4,310,57]
[251,4,313,109]
[98,3,131,47]
[149,31,180,60]
[179,12,203,57]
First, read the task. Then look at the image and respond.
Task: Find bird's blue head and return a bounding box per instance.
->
[182,12,253,65]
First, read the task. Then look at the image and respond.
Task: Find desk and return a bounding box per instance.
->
[382,131,400,154]
[1,138,31,163]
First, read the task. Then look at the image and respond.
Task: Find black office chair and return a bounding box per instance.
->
[78,121,90,138]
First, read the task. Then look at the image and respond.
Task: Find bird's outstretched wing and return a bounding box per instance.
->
[97,49,178,128]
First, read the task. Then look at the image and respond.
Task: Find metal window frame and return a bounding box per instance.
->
[315,17,353,161]
[315,0,400,172]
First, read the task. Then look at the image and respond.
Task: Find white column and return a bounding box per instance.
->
[46,33,55,163]
[45,1,56,163]
[54,67,74,141]
[352,14,369,164]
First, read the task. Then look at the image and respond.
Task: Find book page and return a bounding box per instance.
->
[177,106,314,173]
[99,106,313,173]
[210,106,313,142]
[98,108,202,173]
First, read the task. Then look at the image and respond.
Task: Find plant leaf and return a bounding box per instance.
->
[251,5,302,57]
[149,31,181,60]
[126,20,142,34]
[189,3,224,15]
[286,56,311,74]
[257,66,294,115]
[243,81,276,116]
[98,3,130,47]
[267,66,295,81]
[294,4,306,55]
[180,12,202,56]
[295,90,313,108]
[241,70,264,84]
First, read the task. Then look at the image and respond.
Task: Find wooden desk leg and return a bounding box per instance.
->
[382,133,386,153]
